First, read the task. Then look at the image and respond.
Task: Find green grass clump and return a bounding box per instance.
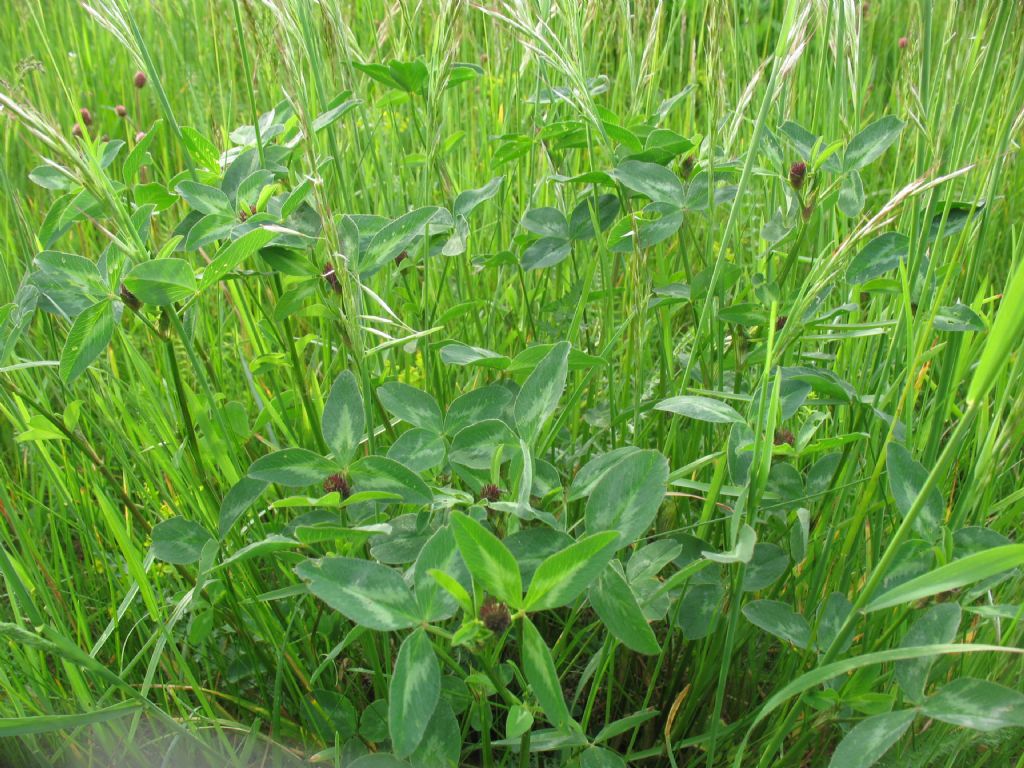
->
[1,1,1023,766]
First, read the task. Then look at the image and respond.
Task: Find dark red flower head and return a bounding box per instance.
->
[134,71,147,89]
[119,283,140,311]
[789,161,807,190]
[115,104,127,117]
[479,483,501,504]
[774,428,795,447]
[322,262,342,294]
[79,107,93,126]
[323,473,352,498]
[480,597,511,633]
[898,36,908,49]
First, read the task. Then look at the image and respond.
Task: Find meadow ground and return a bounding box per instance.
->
[1,1,1023,767]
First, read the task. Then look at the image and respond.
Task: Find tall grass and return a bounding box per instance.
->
[1,1,1023,766]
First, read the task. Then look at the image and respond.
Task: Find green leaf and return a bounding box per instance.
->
[410,699,460,767]
[827,710,917,768]
[732,644,1024,768]
[454,176,503,218]
[412,526,466,622]
[846,232,909,284]
[59,300,113,385]
[967,254,1024,405]
[123,259,197,306]
[28,164,73,191]
[703,524,757,564]
[123,121,160,183]
[838,169,865,217]
[248,448,337,487]
[514,340,570,444]
[580,746,627,768]
[506,704,534,740]
[151,517,214,564]
[933,303,985,333]
[844,116,905,171]
[449,419,518,469]
[895,603,961,702]
[886,443,945,540]
[295,557,420,630]
[321,370,364,465]
[199,227,279,288]
[568,194,620,240]
[450,511,522,609]
[349,755,409,768]
[568,448,642,501]
[921,678,1024,731]
[358,207,443,277]
[0,703,141,738]
[218,477,268,538]
[866,544,1024,611]
[387,428,445,473]
[183,213,234,250]
[610,160,685,207]
[521,208,569,238]
[312,94,360,132]
[521,617,572,730]
[175,180,233,216]
[585,449,668,546]
[389,628,440,757]
[439,342,510,369]
[348,456,432,505]
[377,381,443,433]
[742,600,810,649]
[593,709,660,743]
[523,532,619,611]
[590,566,660,655]
[654,395,745,424]
[521,236,571,270]
[741,543,789,592]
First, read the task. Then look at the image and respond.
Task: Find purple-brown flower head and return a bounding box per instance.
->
[789,161,807,190]
[898,36,908,50]
[133,71,147,89]
[322,262,342,294]
[119,283,140,311]
[480,597,511,633]
[71,123,83,138]
[323,473,352,498]
[80,107,93,126]
[479,483,501,504]
[115,104,127,118]
[774,428,795,447]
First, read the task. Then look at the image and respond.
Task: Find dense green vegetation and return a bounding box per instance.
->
[1,1,1023,766]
